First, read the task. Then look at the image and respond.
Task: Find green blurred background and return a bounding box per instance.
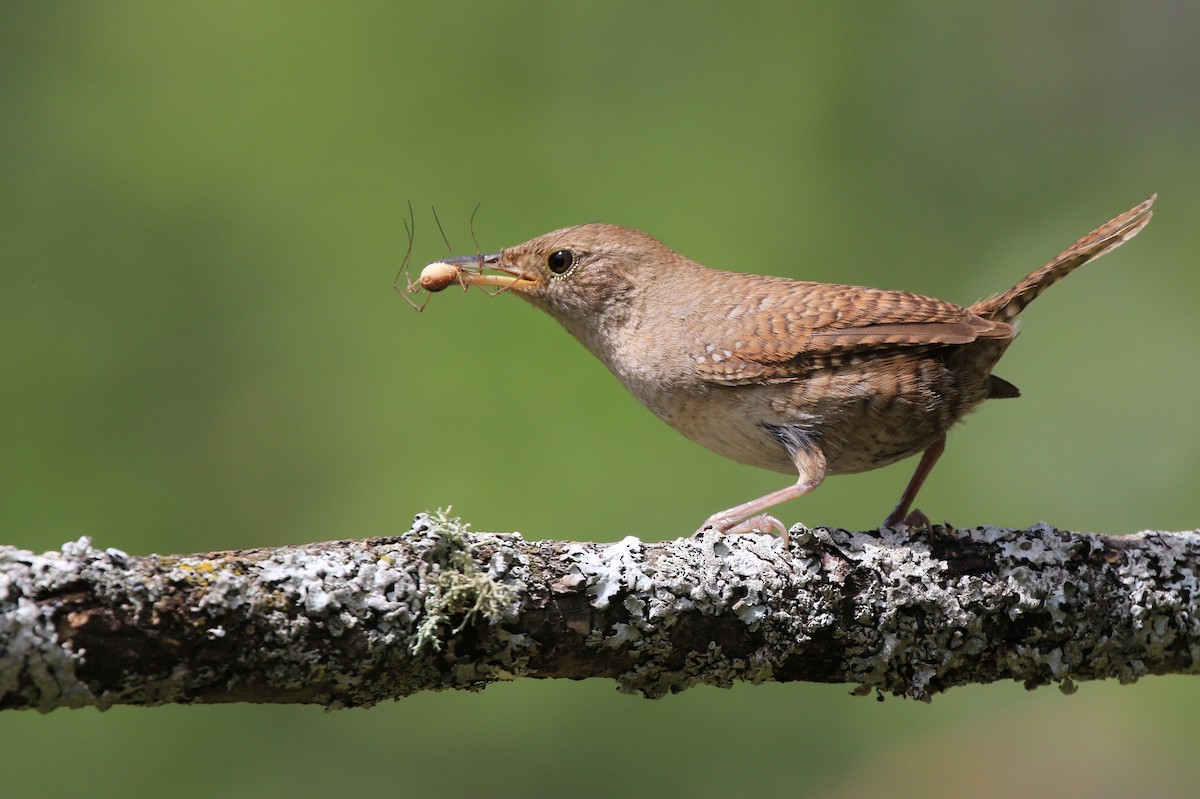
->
[3,2,1199,797]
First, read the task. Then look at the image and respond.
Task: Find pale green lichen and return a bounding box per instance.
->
[408,509,521,655]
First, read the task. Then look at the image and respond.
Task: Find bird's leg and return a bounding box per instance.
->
[883,435,946,528]
[698,444,826,537]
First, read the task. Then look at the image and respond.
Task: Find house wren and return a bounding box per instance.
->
[418,196,1154,534]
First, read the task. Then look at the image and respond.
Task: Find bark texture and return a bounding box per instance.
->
[2,511,1197,712]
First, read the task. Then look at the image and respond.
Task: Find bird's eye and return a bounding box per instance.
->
[547,249,577,277]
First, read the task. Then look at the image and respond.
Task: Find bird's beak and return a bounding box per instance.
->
[437,253,539,291]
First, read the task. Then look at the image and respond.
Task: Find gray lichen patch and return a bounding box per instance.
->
[0,537,120,711]
[193,510,536,704]
[831,523,1200,699]
[561,529,819,697]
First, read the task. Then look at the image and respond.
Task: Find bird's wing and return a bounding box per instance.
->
[689,279,1012,386]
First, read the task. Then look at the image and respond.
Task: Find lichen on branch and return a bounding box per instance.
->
[1,513,1198,712]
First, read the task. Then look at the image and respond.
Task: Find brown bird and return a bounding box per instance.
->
[421,196,1155,535]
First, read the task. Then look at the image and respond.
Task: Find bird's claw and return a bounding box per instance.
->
[694,513,790,545]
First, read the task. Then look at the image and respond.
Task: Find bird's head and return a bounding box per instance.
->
[432,223,682,324]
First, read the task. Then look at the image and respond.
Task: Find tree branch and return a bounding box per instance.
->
[2,511,1197,712]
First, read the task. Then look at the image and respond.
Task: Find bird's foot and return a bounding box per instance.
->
[695,513,790,545]
[883,506,932,531]
[884,507,961,538]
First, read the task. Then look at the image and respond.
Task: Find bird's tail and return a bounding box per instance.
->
[970,195,1155,324]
